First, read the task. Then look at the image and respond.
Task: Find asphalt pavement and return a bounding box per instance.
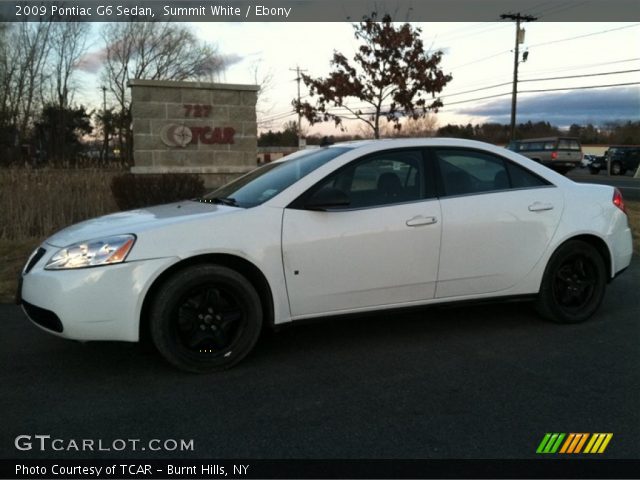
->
[1,260,638,460]
[568,168,640,201]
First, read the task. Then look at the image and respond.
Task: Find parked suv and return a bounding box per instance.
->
[506,137,582,174]
[589,145,640,175]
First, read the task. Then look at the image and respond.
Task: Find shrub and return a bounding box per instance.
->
[111,173,206,210]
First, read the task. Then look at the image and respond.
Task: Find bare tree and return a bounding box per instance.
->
[379,114,439,138]
[46,22,90,109]
[0,22,53,142]
[40,22,91,162]
[100,22,226,163]
[250,60,276,131]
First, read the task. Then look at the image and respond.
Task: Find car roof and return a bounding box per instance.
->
[327,137,507,150]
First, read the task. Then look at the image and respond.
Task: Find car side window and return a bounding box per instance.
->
[435,149,550,197]
[314,150,427,209]
[435,149,510,196]
[506,161,550,188]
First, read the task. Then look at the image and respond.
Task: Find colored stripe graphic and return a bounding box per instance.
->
[564,433,589,453]
[536,433,552,453]
[539,433,613,454]
[536,433,565,454]
[559,433,575,453]
[574,433,589,453]
[584,433,613,454]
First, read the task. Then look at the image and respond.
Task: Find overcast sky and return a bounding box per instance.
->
[75,21,640,134]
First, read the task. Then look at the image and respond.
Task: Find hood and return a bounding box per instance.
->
[46,201,237,247]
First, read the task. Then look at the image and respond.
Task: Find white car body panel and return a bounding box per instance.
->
[436,187,564,298]
[282,198,442,317]
[19,138,633,343]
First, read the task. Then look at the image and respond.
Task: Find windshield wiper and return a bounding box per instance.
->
[208,197,239,207]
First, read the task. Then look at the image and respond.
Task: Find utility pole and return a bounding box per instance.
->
[501,13,537,141]
[290,66,307,149]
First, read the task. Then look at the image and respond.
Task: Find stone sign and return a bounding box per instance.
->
[129,79,259,188]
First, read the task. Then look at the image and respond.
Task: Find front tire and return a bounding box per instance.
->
[536,240,606,324]
[150,264,263,373]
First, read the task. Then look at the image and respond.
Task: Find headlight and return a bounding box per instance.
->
[45,235,136,270]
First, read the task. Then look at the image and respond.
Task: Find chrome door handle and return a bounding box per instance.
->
[406,216,438,227]
[528,202,554,212]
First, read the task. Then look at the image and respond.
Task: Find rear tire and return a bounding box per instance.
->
[589,167,600,175]
[150,264,263,373]
[610,161,625,175]
[536,240,606,324]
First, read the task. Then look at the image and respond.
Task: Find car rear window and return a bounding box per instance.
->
[558,139,581,150]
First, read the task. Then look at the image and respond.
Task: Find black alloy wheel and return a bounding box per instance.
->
[552,254,598,312]
[150,264,263,372]
[536,240,606,324]
[174,284,246,355]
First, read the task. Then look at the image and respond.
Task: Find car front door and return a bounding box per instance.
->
[431,147,564,298]
[281,149,442,318]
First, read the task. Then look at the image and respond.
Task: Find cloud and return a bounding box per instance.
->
[75,49,108,74]
[220,53,244,68]
[454,87,640,126]
[75,49,244,75]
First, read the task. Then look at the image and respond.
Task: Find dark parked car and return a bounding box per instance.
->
[589,146,640,175]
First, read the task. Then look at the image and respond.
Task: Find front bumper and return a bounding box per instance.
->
[19,244,177,342]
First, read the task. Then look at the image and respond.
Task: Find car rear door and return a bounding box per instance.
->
[281,148,442,318]
[430,147,564,298]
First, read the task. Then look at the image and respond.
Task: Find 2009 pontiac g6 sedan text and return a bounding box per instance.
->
[18,139,633,372]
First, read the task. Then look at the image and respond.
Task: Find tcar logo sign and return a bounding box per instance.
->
[160,124,235,148]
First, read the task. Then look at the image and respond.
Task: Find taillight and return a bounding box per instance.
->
[551,151,558,160]
[613,188,626,214]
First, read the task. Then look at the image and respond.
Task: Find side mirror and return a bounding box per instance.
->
[305,187,350,211]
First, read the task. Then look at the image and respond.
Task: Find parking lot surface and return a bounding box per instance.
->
[568,169,640,201]
[1,260,638,460]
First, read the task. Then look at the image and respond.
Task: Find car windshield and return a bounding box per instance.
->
[200,147,351,208]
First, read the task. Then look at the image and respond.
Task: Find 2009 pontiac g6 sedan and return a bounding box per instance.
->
[19,138,633,372]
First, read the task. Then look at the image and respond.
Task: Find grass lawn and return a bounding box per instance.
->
[1,201,639,304]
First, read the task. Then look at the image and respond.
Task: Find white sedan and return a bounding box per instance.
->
[19,139,633,372]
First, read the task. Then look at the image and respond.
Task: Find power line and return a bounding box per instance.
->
[260,71,640,126]
[260,110,296,122]
[521,68,640,83]
[447,24,640,72]
[530,0,590,20]
[322,82,639,117]
[433,81,640,108]
[520,81,640,94]
[524,0,567,18]
[430,68,640,101]
[528,23,640,49]
[519,57,640,76]
[445,57,640,93]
